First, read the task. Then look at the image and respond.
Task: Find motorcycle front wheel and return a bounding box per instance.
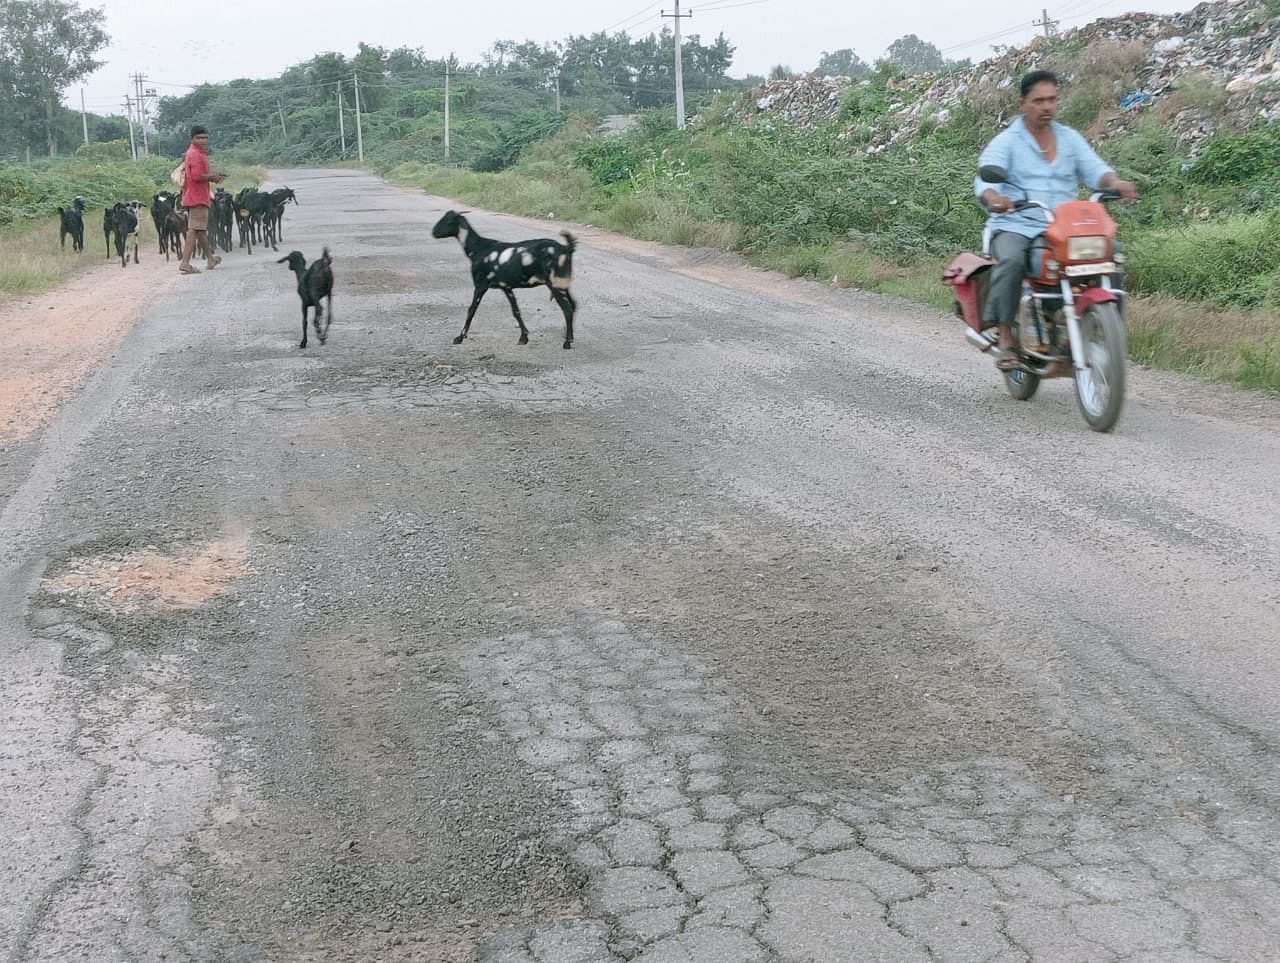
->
[1073,302,1126,432]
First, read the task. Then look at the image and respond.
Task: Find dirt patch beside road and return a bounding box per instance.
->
[0,252,180,444]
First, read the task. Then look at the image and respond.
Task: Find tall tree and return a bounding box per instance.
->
[0,0,108,155]
[815,48,869,78]
[883,34,945,74]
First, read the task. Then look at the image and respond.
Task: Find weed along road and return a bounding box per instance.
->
[3,167,1280,962]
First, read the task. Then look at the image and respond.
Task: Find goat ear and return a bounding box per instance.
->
[277,256,289,264]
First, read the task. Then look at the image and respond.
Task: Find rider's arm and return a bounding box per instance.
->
[975,131,1013,211]
[1098,171,1140,201]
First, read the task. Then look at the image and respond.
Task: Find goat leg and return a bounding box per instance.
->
[501,289,530,345]
[552,288,576,349]
[455,288,488,344]
[319,293,332,344]
[300,305,309,349]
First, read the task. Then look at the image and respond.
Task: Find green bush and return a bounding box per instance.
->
[0,157,178,225]
[1127,209,1280,308]
[573,138,644,190]
[74,139,135,163]
[1059,89,1103,130]
[1188,124,1280,186]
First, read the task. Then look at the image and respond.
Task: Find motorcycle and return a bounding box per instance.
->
[944,164,1127,432]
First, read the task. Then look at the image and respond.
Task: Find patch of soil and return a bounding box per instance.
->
[42,529,253,615]
[0,253,178,443]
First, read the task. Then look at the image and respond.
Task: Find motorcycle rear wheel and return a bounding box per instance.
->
[1072,302,1126,432]
[1003,368,1041,401]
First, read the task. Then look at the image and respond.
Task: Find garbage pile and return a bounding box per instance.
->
[735,75,850,129]
[726,0,1280,156]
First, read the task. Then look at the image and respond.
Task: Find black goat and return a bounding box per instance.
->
[162,209,188,261]
[212,189,234,253]
[150,192,178,255]
[58,197,85,252]
[233,188,279,254]
[102,206,116,259]
[267,187,298,243]
[431,210,577,349]
[108,202,140,268]
[278,248,334,349]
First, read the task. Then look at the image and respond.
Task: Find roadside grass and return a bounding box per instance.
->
[0,220,102,301]
[386,160,1280,396]
[1127,296,1280,392]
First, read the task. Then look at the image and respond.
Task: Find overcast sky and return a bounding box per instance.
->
[77,0,1200,114]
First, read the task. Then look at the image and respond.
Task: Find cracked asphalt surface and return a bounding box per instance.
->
[3,168,1280,962]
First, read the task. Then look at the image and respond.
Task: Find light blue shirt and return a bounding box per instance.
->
[975,117,1114,238]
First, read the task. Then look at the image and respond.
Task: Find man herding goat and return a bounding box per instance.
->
[431,210,577,349]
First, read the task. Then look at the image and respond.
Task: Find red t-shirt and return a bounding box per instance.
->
[182,144,212,207]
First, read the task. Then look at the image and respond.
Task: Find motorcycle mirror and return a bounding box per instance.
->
[978,165,1009,183]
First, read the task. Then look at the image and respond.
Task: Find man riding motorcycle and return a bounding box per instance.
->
[976,69,1138,367]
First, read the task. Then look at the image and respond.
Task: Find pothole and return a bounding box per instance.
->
[41,529,254,615]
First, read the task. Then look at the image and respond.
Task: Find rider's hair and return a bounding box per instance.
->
[190,125,209,139]
[1019,70,1059,98]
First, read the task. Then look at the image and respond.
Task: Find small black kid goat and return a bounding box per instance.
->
[105,202,139,268]
[278,248,334,349]
[431,210,577,349]
[58,197,85,252]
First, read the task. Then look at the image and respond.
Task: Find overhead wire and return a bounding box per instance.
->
[601,1,663,33]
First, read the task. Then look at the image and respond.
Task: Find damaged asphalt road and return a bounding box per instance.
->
[2,168,1280,962]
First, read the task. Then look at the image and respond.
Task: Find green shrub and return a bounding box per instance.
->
[573,138,644,190]
[1059,89,1103,129]
[1127,209,1280,308]
[1188,124,1280,185]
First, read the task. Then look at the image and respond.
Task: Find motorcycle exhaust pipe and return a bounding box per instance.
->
[964,328,997,353]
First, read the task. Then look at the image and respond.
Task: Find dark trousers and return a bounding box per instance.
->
[983,231,1125,327]
[983,232,1033,327]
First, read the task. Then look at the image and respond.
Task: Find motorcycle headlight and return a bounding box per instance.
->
[1067,235,1108,260]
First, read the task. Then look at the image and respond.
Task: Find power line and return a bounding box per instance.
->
[694,0,774,11]
[602,0,663,32]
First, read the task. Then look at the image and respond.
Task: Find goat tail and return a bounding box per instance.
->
[560,231,577,253]
[321,246,332,265]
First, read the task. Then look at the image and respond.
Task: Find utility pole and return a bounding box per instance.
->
[338,86,347,158]
[131,72,150,156]
[124,95,137,160]
[1033,8,1059,36]
[444,56,452,162]
[80,88,89,144]
[551,68,561,113]
[661,0,692,129]
[277,98,288,139]
[353,71,364,162]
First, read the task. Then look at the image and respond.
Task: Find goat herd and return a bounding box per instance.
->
[57,188,579,352]
[58,185,299,268]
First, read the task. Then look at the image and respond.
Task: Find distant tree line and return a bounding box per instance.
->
[152,30,742,168]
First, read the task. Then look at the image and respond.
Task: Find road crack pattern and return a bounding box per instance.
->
[462,617,1278,962]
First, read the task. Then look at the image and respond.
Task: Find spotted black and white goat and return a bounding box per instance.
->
[431,210,577,349]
